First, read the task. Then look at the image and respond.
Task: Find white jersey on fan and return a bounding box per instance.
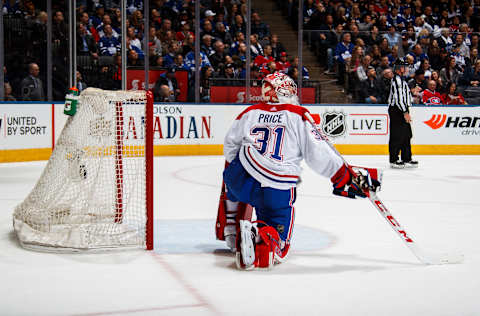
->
[224,102,344,190]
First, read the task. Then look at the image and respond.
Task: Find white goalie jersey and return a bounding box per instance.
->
[224,103,344,190]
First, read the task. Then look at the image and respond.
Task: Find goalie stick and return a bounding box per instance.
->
[303,111,463,265]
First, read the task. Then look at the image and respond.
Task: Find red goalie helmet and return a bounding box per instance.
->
[261,72,298,104]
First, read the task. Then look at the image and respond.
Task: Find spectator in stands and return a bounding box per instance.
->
[204,9,217,24]
[153,67,179,102]
[422,80,443,105]
[184,50,211,74]
[290,56,310,80]
[200,66,214,102]
[221,63,238,80]
[431,71,444,92]
[356,55,372,82]
[201,20,216,40]
[173,54,187,71]
[377,68,394,103]
[409,69,427,103]
[79,12,99,42]
[210,40,228,73]
[127,48,144,67]
[4,82,16,101]
[459,59,480,88]
[53,11,68,48]
[251,12,270,41]
[335,32,354,85]
[450,44,467,72]
[20,63,45,101]
[358,14,375,33]
[129,9,143,32]
[470,48,479,67]
[359,67,381,103]
[127,26,142,51]
[276,52,291,74]
[408,44,428,65]
[111,7,122,31]
[149,26,162,56]
[76,71,88,93]
[91,5,105,28]
[254,44,275,68]
[317,15,337,74]
[230,14,246,37]
[470,34,479,53]
[99,25,120,56]
[437,28,453,50]
[383,25,401,49]
[97,14,120,39]
[269,33,286,61]
[443,82,468,104]
[201,35,215,57]
[250,34,264,58]
[148,42,163,66]
[376,56,391,76]
[404,54,417,79]
[261,61,277,78]
[455,33,470,59]
[77,22,99,59]
[163,42,181,67]
[438,56,459,88]
[419,59,433,79]
[215,22,233,49]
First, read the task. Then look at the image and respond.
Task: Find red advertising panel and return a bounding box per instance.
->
[127,69,189,101]
[210,86,316,103]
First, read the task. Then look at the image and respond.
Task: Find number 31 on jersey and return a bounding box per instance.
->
[251,125,285,161]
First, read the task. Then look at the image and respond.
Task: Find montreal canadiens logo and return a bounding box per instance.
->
[426,97,442,105]
[322,111,346,137]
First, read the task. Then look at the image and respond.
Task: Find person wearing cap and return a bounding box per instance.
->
[153,67,179,102]
[388,59,418,169]
[222,63,238,80]
[408,68,426,103]
[275,52,291,74]
[204,10,216,27]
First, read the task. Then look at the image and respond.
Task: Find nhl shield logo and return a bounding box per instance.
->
[322,111,346,137]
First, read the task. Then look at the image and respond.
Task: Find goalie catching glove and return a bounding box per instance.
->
[330,164,382,199]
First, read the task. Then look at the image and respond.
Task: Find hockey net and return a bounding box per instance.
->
[13,88,154,252]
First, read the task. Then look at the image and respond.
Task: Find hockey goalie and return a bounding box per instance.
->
[215,72,380,270]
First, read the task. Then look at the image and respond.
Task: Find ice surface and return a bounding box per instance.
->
[1,155,479,316]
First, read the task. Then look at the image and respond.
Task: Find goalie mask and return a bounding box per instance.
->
[261,72,299,104]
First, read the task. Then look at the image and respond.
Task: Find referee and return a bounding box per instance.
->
[388,59,418,168]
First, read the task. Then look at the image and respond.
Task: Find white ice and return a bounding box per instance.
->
[1,155,479,316]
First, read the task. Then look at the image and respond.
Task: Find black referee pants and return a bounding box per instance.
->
[388,107,413,163]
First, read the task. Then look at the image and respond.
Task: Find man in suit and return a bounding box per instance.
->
[20,63,45,101]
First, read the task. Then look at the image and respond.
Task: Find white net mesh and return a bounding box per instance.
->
[13,88,153,252]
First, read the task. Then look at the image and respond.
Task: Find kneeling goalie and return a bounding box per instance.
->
[216,72,380,270]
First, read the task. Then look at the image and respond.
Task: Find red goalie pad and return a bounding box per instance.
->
[215,161,253,241]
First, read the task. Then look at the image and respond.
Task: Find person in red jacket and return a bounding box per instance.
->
[443,82,468,105]
[422,80,443,105]
[275,52,291,73]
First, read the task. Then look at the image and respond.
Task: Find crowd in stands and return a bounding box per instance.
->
[2,0,305,102]
[276,0,479,104]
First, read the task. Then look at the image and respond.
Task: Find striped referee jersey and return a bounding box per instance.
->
[388,74,412,112]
